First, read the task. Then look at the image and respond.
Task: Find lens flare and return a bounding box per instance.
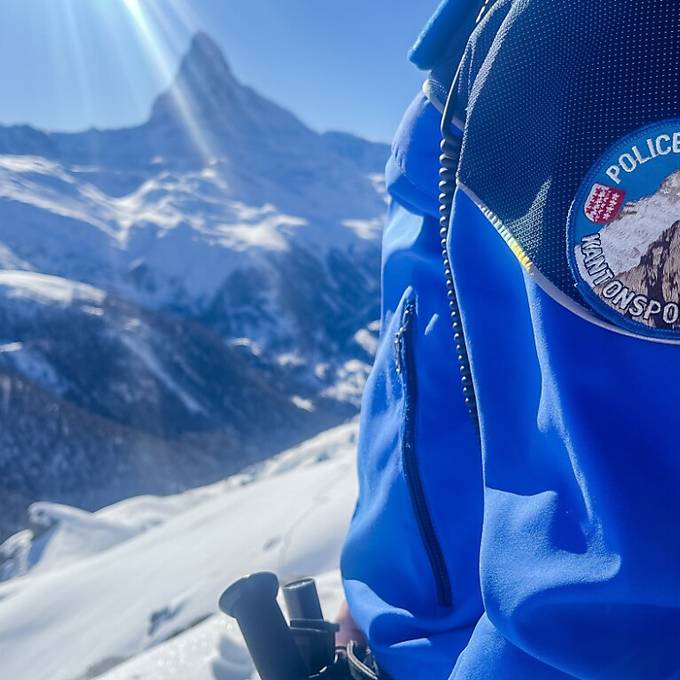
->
[120,0,212,160]
[123,0,143,20]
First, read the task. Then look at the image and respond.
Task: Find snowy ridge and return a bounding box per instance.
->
[0,422,358,680]
[0,154,380,332]
[0,270,106,313]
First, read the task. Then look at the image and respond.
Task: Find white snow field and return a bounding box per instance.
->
[0,422,359,680]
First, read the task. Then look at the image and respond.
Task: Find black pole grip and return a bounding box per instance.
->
[219,572,308,680]
[282,578,324,621]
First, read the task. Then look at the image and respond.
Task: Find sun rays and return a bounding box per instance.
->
[119,0,214,160]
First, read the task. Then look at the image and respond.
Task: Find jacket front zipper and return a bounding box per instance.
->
[396,301,453,609]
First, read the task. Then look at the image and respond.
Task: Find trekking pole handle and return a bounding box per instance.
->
[220,572,308,680]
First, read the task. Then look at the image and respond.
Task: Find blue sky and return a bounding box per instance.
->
[0,0,440,142]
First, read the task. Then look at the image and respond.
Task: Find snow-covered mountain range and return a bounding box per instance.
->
[0,32,387,540]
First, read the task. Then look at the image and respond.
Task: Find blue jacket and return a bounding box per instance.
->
[342,1,680,678]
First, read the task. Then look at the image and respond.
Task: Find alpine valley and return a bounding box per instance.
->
[0,33,388,541]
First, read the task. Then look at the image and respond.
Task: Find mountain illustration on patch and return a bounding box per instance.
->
[598,170,680,274]
[575,170,680,329]
[615,220,680,328]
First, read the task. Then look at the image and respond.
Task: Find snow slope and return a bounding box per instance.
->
[98,570,346,680]
[0,422,358,680]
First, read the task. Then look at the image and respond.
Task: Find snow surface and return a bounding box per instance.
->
[98,570,345,680]
[0,270,106,307]
[0,422,358,680]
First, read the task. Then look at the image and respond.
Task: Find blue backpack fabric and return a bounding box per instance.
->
[455,0,680,342]
[342,0,680,677]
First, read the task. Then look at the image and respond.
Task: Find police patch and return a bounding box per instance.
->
[568,120,680,339]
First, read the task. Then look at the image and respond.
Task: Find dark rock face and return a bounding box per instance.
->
[0,33,387,541]
[615,220,680,328]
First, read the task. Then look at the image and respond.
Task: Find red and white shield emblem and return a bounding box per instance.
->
[584,183,626,224]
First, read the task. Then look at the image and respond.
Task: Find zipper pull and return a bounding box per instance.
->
[394,303,414,375]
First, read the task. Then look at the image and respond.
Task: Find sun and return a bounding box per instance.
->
[123,0,144,22]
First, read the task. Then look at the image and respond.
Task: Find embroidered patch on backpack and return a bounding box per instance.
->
[568,120,680,339]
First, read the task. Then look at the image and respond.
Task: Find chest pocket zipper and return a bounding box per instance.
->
[395,300,453,609]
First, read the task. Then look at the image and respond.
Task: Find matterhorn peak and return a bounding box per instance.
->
[149,31,242,125]
[180,31,235,84]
